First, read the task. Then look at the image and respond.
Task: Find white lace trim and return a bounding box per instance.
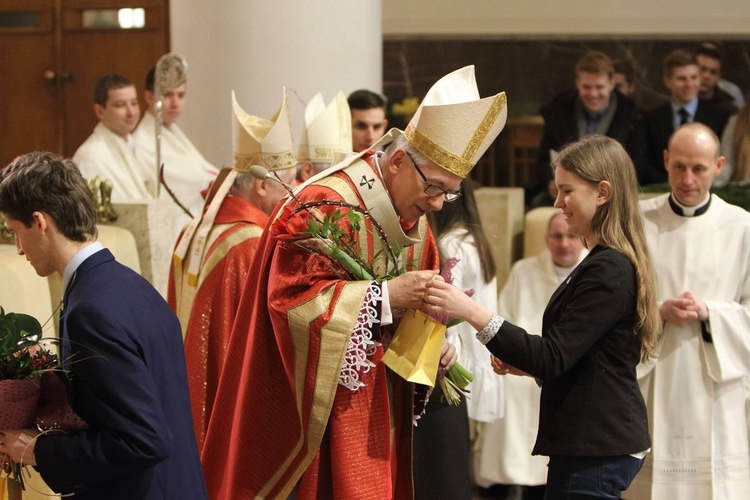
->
[339,281,381,391]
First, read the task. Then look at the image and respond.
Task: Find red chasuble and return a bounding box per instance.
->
[167,195,268,450]
[202,156,439,499]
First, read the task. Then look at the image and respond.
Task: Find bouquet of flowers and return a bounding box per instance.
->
[271,200,473,404]
[0,306,56,489]
[272,201,399,281]
[427,258,474,406]
[0,307,56,428]
[0,306,88,490]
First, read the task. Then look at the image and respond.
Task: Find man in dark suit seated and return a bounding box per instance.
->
[0,152,207,500]
[696,43,741,114]
[642,49,731,184]
[530,51,644,207]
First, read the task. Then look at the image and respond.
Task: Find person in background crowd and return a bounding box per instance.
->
[73,74,153,201]
[415,178,503,500]
[716,101,750,186]
[168,89,298,451]
[347,89,389,152]
[532,51,644,205]
[642,49,731,184]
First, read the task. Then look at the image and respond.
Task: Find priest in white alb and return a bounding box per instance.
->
[628,122,750,499]
[73,74,153,202]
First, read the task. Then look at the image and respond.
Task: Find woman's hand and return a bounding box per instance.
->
[424,277,494,331]
[491,355,530,377]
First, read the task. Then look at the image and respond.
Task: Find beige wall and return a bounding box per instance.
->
[171,0,382,167]
[383,0,750,36]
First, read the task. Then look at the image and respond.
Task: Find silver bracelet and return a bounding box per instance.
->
[476,314,503,345]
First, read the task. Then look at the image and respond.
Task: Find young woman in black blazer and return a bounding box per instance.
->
[425,135,661,499]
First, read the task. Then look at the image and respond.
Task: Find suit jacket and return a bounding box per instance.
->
[642,100,731,184]
[34,249,207,500]
[533,89,645,196]
[485,245,650,457]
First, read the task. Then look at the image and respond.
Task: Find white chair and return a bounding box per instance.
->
[0,245,56,337]
[96,224,141,273]
[523,207,562,258]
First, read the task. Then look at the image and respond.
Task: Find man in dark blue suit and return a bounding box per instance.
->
[642,49,731,184]
[0,152,207,499]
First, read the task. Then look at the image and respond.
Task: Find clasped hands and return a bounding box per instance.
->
[420,273,530,378]
[387,271,457,371]
[660,291,708,326]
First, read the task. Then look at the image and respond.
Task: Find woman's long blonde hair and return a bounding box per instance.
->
[731,103,750,184]
[554,136,660,360]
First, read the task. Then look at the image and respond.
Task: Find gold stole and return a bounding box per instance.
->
[173,223,263,339]
[264,158,427,498]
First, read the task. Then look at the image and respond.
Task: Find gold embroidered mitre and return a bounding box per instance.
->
[403,65,507,178]
[232,88,297,172]
[297,92,352,164]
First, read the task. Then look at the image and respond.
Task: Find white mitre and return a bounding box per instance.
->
[232,88,297,172]
[297,92,352,164]
[402,65,507,178]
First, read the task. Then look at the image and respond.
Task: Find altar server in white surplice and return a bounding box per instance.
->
[74,74,154,202]
[474,212,586,494]
[134,66,219,231]
[629,122,750,500]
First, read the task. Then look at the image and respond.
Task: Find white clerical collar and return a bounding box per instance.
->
[371,151,395,205]
[669,192,711,217]
[62,242,104,294]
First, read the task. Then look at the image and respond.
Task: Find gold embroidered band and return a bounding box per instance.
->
[404,92,507,178]
[462,93,507,161]
[233,150,297,172]
[404,125,474,178]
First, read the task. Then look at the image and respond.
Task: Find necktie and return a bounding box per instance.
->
[678,107,690,126]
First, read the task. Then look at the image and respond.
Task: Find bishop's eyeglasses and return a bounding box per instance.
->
[405,151,462,202]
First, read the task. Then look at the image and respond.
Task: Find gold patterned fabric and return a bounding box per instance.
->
[167,195,268,450]
[200,155,440,499]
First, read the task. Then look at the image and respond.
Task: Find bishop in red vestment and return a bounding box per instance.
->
[204,67,508,499]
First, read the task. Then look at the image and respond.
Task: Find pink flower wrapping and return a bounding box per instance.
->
[36,371,89,433]
[0,377,41,429]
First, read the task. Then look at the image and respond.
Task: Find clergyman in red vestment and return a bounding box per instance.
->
[168,89,298,449]
[202,66,508,499]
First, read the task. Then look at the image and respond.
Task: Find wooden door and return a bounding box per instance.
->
[0,0,169,166]
[0,1,60,166]
[61,0,169,157]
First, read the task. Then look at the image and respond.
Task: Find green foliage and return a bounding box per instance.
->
[0,306,58,380]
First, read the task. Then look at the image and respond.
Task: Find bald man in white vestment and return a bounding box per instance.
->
[629,123,750,499]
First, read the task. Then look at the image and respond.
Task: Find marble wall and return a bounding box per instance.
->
[383,38,750,125]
